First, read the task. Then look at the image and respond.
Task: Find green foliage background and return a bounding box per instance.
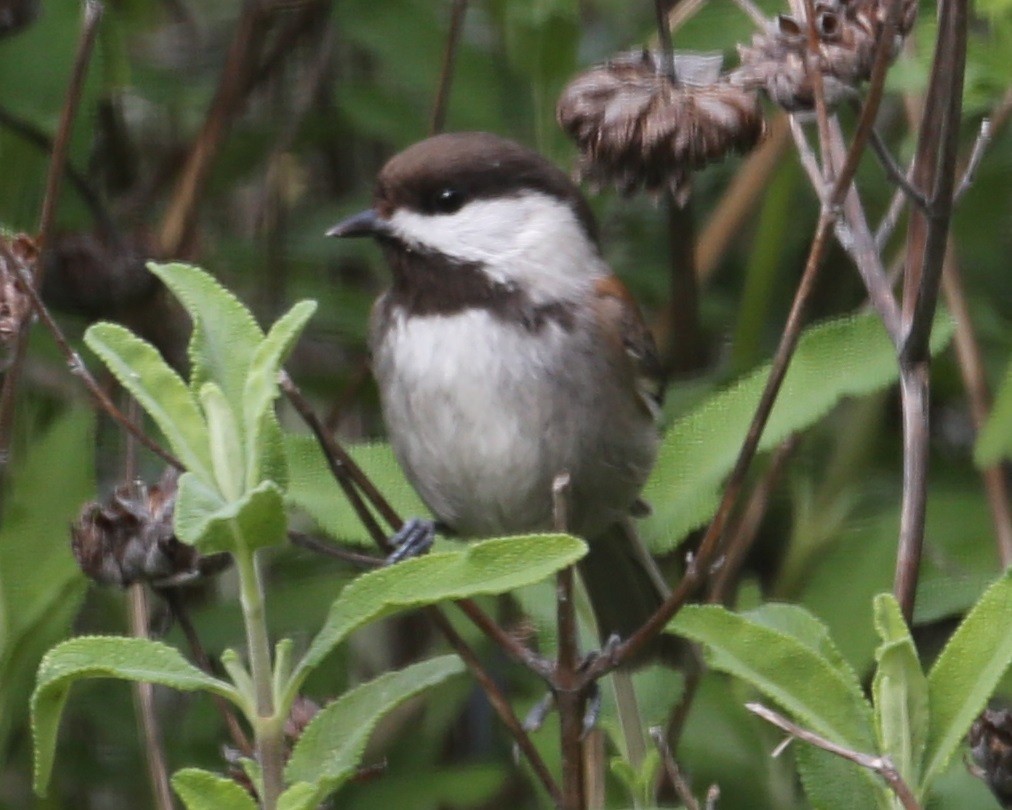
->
[0,0,1011,807]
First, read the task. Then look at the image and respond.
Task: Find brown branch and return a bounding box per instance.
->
[0,0,104,477]
[128,584,176,810]
[430,0,468,135]
[651,727,702,810]
[894,0,968,621]
[940,242,1012,565]
[7,257,183,469]
[747,703,922,810]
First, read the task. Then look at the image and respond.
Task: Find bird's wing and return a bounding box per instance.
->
[593,274,666,419]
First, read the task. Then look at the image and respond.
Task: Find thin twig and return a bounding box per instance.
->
[875,185,908,252]
[430,0,468,135]
[0,0,104,475]
[940,242,1012,565]
[867,129,928,209]
[953,118,992,203]
[162,589,254,756]
[747,703,922,810]
[7,257,183,469]
[128,584,176,810]
[651,727,701,810]
[553,473,586,810]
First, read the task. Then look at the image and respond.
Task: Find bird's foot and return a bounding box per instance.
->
[384,517,436,565]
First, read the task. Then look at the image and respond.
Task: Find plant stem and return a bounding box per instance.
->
[234,538,283,809]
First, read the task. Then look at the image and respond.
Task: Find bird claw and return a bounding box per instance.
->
[384,518,436,565]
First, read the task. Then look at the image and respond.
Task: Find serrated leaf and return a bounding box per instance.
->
[670,605,877,751]
[200,383,244,502]
[84,322,212,480]
[148,262,263,406]
[974,360,1012,467]
[285,435,431,546]
[284,656,463,802]
[172,768,257,810]
[872,594,928,790]
[32,636,239,796]
[643,312,954,551]
[287,533,586,698]
[242,300,316,490]
[175,475,286,553]
[923,569,1012,787]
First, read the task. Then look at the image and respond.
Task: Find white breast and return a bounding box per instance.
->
[371,306,656,538]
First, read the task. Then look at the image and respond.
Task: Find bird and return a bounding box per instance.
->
[328,131,674,660]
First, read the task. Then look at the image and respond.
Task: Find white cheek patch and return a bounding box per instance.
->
[387,192,607,301]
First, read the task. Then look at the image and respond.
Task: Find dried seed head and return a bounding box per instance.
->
[970,709,1012,807]
[557,50,765,197]
[284,696,321,744]
[732,0,918,111]
[0,233,36,369]
[71,469,231,588]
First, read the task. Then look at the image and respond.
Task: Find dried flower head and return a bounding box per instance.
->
[732,0,918,111]
[0,233,35,369]
[970,708,1012,807]
[557,50,765,197]
[71,469,231,588]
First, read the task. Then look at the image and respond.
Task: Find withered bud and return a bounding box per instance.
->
[71,469,231,588]
[557,50,765,198]
[284,696,321,744]
[970,709,1012,808]
[0,233,36,369]
[732,0,918,111]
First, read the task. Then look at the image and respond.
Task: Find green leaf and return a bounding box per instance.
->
[32,636,240,796]
[287,533,586,697]
[242,300,316,489]
[872,594,928,789]
[284,656,464,802]
[923,569,1012,787]
[200,383,244,502]
[974,359,1012,466]
[277,782,319,810]
[172,768,257,810]
[643,312,954,551]
[0,411,92,751]
[84,322,212,480]
[671,605,877,753]
[285,435,430,546]
[671,604,884,806]
[175,475,286,553]
[148,262,263,406]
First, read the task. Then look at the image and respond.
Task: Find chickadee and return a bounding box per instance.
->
[329,132,673,658]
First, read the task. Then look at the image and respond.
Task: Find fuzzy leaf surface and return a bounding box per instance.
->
[923,569,1012,787]
[84,322,212,480]
[288,533,585,695]
[175,474,286,553]
[283,656,463,804]
[643,312,954,551]
[32,637,238,796]
[172,768,257,810]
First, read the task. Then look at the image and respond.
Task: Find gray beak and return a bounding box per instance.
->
[326,209,388,238]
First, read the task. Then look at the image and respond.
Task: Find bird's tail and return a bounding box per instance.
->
[578,520,684,666]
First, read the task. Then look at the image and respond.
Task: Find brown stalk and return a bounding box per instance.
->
[0,0,103,479]
[747,703,922,809]
[893,0,968,621]
[430,0,468,135]
[651,727,702,810]
[940,242,1012,565]
[128,584,176,810]
[158,1,270,257]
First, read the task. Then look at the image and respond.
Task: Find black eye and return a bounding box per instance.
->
[430,187,464,214]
